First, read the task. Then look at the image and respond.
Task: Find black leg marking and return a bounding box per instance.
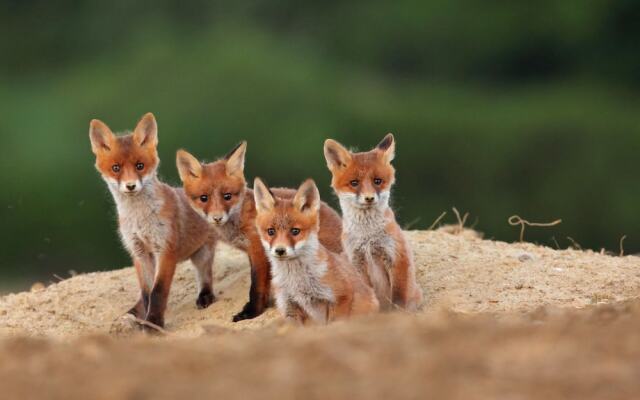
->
[196,287,216,309]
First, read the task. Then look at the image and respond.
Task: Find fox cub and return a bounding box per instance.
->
[89,113,217,329]
[324,134,423,311]
[176,143,343,321]
[253,178,379,324]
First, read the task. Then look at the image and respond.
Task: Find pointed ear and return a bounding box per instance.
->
[293,179,320,214]
[224,141,247,177]
[253,178,275,214]
[323,139,352,172]
[89,119,115,154]
[376,133,395,163]
[132,112,158,148]
[176,149,202,181]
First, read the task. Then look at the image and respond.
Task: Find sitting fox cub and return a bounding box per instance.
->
[324,134,423,311]
[89,113,217,330]
[253,178,379,324]
[176,143,343,321]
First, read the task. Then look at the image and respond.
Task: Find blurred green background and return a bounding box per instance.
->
[1,0,639,291]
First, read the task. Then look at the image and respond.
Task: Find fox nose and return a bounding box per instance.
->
[364,196,375,203]
[274,247,286,257]
[212,216,224,223]
[125,183,137,191]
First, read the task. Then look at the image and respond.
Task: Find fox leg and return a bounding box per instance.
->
[284,300,309,326]
[232,241,271,322]
[190,244,216,309]
[128,253,154,318]
[332,294,354,320]
[144,252,178,330]
[390,244,422,311]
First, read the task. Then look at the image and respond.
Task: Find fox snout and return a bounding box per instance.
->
[119,179,142,194]
[270,245,294,259]
[207,212,228,226]
[361,193,377,205]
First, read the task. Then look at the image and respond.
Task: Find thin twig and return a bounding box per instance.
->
[566,237,582,250]
[427,211,447,231]
[452,207,469,233]
[131,316,171,336]
[403,217,421,230]
[619,235,627,257]
[508,215,562,242]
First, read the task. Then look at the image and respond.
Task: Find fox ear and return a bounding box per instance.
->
[293,179,320,214]
[89,119,115,154]
[133,112,158,148]
[324,139,352,172]
[253,178,275,214]
[176,149,202,181]
[225,141,247,177]
[376,133,395,163]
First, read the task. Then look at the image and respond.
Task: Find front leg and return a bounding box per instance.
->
[190,244,216,309]
[127,253,154,319]
[144,251,178,330]
[389,239,422,310]
[232,241,271,322]
[276,292,308,325]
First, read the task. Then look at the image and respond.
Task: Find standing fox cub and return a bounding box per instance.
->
[324,134,423,311]
[176,143,343,321]
[253,178,379,324]
[89,113,217,330]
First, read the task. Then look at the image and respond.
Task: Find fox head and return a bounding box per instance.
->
[89,113,159,195]
[323,133,396,210]
[254,178,321,261]
[176,142,247,226]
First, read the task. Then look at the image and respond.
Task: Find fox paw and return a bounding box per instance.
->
[196,288,216,309]
[232,302,263,322]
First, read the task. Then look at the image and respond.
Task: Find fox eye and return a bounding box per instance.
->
[136,162,144,171]
[267,228,276,236]
[223,193,232,201]
[200,195,208,203]
[374,178,382,185]
[112,164,121,173]
[291,228,300,236]
[350,180,359,187]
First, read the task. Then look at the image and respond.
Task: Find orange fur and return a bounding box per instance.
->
[324,134,423,311]
[90,113,217,330]
[177,145,343,321]
[254,178,378,325]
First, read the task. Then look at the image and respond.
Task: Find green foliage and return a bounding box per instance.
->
[1,1,639,284]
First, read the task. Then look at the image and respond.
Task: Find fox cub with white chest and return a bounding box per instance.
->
[253,178,379,324]
[324,134,423,311]
[89,113,217,330]
[176,143,343,321]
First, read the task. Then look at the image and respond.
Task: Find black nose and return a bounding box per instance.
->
[213,216,223,222]
[275,248,286,256]
[126,183,136,191]
[365,196,375,203]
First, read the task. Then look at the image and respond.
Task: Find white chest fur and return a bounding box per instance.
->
[110,182,169,257]
[340,199,396,305]
[341,201,397,265]
[271,254,334,321]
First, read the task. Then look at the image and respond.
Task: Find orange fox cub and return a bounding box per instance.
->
[89,113,217,330]
[253,178,379,324]
[176,143,343,322]
[324,134,423,311]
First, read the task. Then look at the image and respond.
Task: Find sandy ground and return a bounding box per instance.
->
[1,229,639,399]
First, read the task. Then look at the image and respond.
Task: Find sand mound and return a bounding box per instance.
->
[2,230,640,399]
[1,229,638,338]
